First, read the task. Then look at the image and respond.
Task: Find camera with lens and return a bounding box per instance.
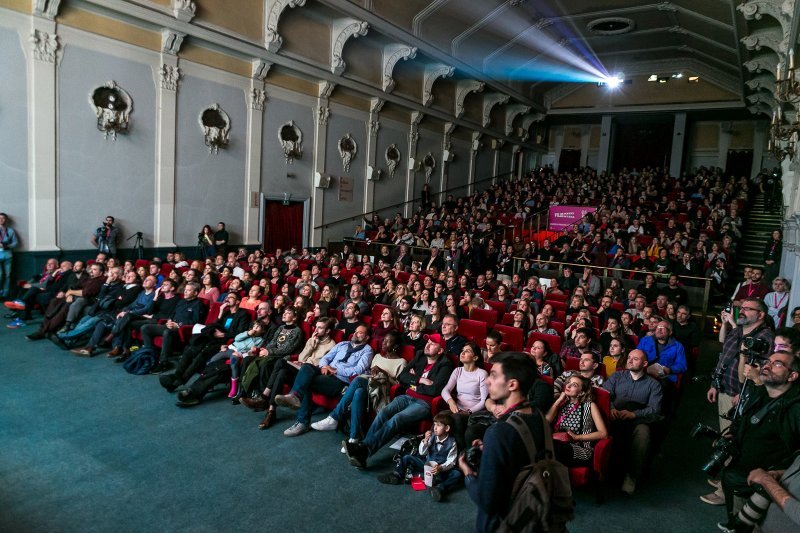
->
[690,423,738,477]
[742,336,770,357]
[463,445,483,471]
[723,301,733,314]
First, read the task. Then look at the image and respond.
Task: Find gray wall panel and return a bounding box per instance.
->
[261,96,315,200]
[447,138,470,197]
[372,124,408,216]
[322,114,366,240]
[475,150,494,184]
[58,47,156,250]
[414,129,442,208]
[0,28,28,248]
[175,76,246,247]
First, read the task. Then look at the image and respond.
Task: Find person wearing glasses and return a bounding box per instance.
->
[702,298,775,507]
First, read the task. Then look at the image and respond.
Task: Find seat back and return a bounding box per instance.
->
[458,318,488,343]
[492,324,524,351]
[470,307,498,327]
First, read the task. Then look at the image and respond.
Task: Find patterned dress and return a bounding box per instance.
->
[553,401,595,461]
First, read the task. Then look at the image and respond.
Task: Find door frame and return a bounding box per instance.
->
[259,194,310,249]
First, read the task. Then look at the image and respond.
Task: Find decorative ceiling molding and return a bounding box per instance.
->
[264,0,307,53]
[381,44,417,93]
[746,89,777,109]
[251,59,272,80]
[411,110,424,128]
[319,81,336,99]
[411,0,450,36]
[504,104,531,136]
[161,29,185,55]
[743,55,779,75]
[331,19,369,75]
[33,0,62,19]
[422,63,454,107]
[747,103,772,117]
[744,73,776,92]
[455,79,485,118]
[172,0,195,23]
[519,113,545,141]
[737,0,795,41]
[482,93,510,127]
[451,1,516,58]
[370,97,385,114]
[740,27,788,61]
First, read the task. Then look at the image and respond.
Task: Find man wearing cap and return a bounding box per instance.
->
[345,332,455,469]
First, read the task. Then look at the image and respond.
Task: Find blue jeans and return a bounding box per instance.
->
[362,395,431,455]
[330,376,369,439]
[0,252,11,297]
[291,363,347,425]
[395,455,463,493]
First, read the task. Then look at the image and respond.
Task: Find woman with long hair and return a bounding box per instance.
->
[546,375,608,466]
[426,299,444,332]
[199,272,220,303]
[198,224,215,259]
[602,337,629,375]
[441,341,488,449]
[372,306,401,345]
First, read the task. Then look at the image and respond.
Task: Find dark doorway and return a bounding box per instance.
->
[612,119,672,173]
[725,149,753,179]
[263,200,304,253]
[558,149,581,173]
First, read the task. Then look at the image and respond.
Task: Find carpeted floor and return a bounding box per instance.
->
[0,319,723,532]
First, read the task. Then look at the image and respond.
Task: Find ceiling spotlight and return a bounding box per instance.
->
[648,74,658,82]
[688,76,699,83]
[605,73,624,89]
[672,73,683,79]
[658,77,669,83]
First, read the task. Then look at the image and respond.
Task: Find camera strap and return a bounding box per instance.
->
[749,397,781,426]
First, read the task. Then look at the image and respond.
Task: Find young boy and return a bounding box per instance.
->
[376,412,462,501]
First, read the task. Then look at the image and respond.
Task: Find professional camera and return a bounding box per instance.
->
[463,445,483,471]
[742,336,770,358]
[690,423,738,477]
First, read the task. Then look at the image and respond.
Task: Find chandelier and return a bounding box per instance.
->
[775,49,800,105]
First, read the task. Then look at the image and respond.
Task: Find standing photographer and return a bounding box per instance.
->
[91,216,119,257]
[714,350,800,531]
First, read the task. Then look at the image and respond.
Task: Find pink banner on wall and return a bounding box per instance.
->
[547,206,597,231]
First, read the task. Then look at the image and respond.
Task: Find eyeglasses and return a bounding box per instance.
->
[763,360,789,369]
[740,307,760,313]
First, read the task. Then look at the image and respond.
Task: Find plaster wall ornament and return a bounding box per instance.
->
[741,30,784,55]
[482,93,510,127]
[249,88,267,111]
[738,1,794,38]
[89,81,133,141]
[368,119,380,137]
[265,0,307,53]
[519,113,545,142]
[744,57,778,74]
[172,0,196,22]
[381,44,417,92]
[161,30,186,55]
[31,29,59,63]
[160,64,182,91]
[33,0,61,19]
[338,133,358,173]
[747,91,778,108]
[656,1,678,12]
[747,103,773,117]
[199,104,231,154]
[422,64,455,107]
[331,19,369,75]
[471,132,482,152]
[746,73,778,92]
[370,97,385,114]
[422,152,436,182]
[455,80,485,118]
[315,105,330,126]
[319,81,336,99]
[385,144,401,177]
[411,111,425,128]
[252,59,272,81]
[443,122,456,145]
[504,104,531,136]
[279,120,303,163]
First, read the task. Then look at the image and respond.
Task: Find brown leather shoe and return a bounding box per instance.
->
[258,410,276,430]
[107,347,122,358]
[239,395,268,411]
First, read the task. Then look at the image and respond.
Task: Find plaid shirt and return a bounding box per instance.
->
[714,323,774,395]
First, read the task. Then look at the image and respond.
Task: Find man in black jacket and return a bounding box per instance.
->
[143,283,205,374]
[159,292,251,391]
[346,333,455,468]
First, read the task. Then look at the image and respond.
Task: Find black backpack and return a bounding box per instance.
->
[498,412,575,533]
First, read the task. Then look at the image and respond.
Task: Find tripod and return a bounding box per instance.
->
[127,232,144,260]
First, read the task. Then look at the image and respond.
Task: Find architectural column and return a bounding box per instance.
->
[439,122,455,199]
[24,15,61,251]
[243,61,268,245]
[468,132,480,196]
[404,111,422,217]
[491,141,502,182]
[718,123,732,170]
[579,126,590,168]
[751,123,766,179]
[310,82,333,246]
[152,30,184,248]
[363,98,383,215]
[669,112,687,177]
[597,116,613,174]
[783,215,800,314]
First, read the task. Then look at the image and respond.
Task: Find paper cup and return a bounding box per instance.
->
[424,461,435,487]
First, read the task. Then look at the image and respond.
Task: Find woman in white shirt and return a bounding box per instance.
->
[441,341,488,449]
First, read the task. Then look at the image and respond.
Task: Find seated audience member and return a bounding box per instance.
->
[602,349,664,494]
[559,327,600,363]
[310,331,406,446]
[549,265,577,295]
[58,262,107,333]
[371,306,400,345]
[337,283,370,315]
[602,338,629,376]
[662,274,688,306]
[458,352,548,533]
[440,313,467,357]
[173,321,268,406]
[344,333,454,469]
[402,313,426,351]
[553,352,604,396]
[532,313,558,336]
[732,266,769,307]
[764,277,790,328]
[335,301,365,339]
[441,342,488,449]
[377,412,463,501]
[546,375,608,466]
[482,330,504,363]
[275,325,374,437]
[141,283,205,374]
[5,258,61,324]
[636,320,688,385]
[529,339,558,377]
[672,305,701,353]
[240,284,264,310]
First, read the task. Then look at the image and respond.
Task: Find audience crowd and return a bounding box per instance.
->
[4,165,799,532]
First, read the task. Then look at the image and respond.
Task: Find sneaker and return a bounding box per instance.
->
[700,490,726,505]
[345,440,368,469]
[341,438,357,454]
[311,416,339,431]
[621,475,636,495]
[377,472,402,485]
[275,393,301,410]
[6,318,26,329]
[3,300,25,311]
[430,487,443,502]
[283,422,310,437]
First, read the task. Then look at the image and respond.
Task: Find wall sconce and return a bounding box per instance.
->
[279,121,303,164]
[89,81,133,141]
[768,107,798,161]
[775,49,799,105]
[199,104,231,154]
